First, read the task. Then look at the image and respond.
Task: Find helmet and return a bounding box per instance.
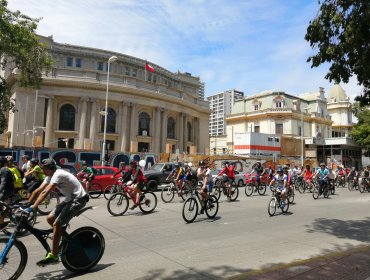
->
[199,160,205,166]
[174,163,180,168]
[223,161,229,165]
[41,158,56,169]
[30,158,39,164]
[0,156,7,164]
[129,160,138,166]
[256,161,261,164]
[5,155,13,161]
[320,163,325,167]
[277,167,283,173]
[283,165,288,169]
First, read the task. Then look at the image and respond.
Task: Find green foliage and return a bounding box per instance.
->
[350,106,370,154]
[0,0,52,134]
[305,0,370,105]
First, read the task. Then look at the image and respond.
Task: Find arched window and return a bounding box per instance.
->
[187,122,192,142]
[139,112,150,136]
[59,104,75,130]
[167,117,176,139]
[100,107,116,133]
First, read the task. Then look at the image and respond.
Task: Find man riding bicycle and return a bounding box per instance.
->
[76,163,95,193]
[315,163,329,195]
[217,161,235,202]
[24,158,45,198]
[23,158,89,266]
[0,156,15,231]
[112,162,131,184]
[253,161,265,184]
[269,167,287,206]
[197,160,212,214]
[128,160,147,210]
[166,163,185,192]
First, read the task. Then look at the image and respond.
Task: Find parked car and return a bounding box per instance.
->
[90,166,119,190]
[211,169,246,187]
[144,162,197,191]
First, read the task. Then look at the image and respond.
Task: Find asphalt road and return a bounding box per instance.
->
[5,186,370,280]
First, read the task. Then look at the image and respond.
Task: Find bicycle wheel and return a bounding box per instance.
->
[179,184,192,201]
[37,191,60,215]
[161,184,175,203]
[0,238,28,280]
[107,192,129,216]
[88,183,102,199]
[359,181,365,193]
[297,181,305,194]
[103,185,118,200]
[139,192,157,214]
[212,181,222,200]
[182,197,198,223]
[280,197,290,213]
[61,226,105,273]
[348,181,354,191]
[205,195,219,219]
[330,184,336,195]
[312,186,319,199]
[230,185,239,201]
[268,197,277,216]
[287,189,295,204]
[245,183,253,196]
[323,188,330,198]
[2,203,37,236]
[257,184,267,195]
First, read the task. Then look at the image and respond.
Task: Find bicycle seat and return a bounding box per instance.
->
[75,206,94,217]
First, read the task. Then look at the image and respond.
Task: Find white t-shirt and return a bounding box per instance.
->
[197,167,212,182]
[44,169,86,202]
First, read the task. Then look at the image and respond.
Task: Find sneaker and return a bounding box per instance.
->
[37,252,59,267]
[130,204,137,210]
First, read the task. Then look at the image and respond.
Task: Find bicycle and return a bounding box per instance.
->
[182,189,219,223]
[103,178,123,200]
[0,202,105,279]
[312,178,330,199]
[78,177,102,199]
[212,175,239,201]
[358,177,370,193]
[107,181,157,216]
[267,184,290,216]
[347,176,359,191]
[161,179,194,203]
[244,174,267,196]
[296,177,315,194]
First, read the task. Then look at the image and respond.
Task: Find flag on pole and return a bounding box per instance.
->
[145,61,155,73]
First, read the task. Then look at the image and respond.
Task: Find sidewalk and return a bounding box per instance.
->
[230,245,370,280]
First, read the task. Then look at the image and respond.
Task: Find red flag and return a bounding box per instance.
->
[145,62,155,73]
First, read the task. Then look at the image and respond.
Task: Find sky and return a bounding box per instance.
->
[8,0,363,101]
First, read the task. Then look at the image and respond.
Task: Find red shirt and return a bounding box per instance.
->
[217,165,235,179]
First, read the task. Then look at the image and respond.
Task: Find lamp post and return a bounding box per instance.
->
[101,56,118,165]
[301,107,309,167]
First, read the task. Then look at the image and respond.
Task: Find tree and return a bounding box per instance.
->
[0,0,52,133]
[305,0,370,106]
[350,103,370,155]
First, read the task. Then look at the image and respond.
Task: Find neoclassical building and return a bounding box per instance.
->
[1,36,210,154]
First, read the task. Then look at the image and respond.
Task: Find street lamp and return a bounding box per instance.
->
[101,55,118,165]
[301,106,310,167]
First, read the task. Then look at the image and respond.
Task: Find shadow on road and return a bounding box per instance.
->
[305,217,370,242]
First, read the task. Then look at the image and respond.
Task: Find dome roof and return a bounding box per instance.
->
[328,84,348,102]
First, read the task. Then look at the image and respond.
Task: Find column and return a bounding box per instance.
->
[178,112,184,152]
[44,96,54,148]
[78,97,88,149]
[161,108,167,153]
[129,103,137,152]
[89,99,98,150]
[154,107,161,153]
[194,117,199,151]
[120,102,128,151]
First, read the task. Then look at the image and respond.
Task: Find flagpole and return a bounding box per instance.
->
[144,60,147,81]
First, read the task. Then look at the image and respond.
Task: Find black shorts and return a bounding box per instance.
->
[26,181,42,193]
[52,195,89,226]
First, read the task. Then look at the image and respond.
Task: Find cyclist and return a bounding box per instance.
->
[23,158,89,266]
[112,162,131,184]
[301,164,314,189]
[166,163,185,192]
[197,160,212,213]
[76,163,95,193]
[315,163,329,195]
[24,158,45,198]
[336,165,345,185]
[0,156,15,230]
[21,155,30,173]
[6,156,24,190]
[129,160,147,210]
[217,161,235,202]
[252,161,265,184]
[269,167,287,207]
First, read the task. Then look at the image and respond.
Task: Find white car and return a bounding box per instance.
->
[211,169,246,187]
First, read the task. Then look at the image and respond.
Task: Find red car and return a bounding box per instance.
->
[91,166,119,190]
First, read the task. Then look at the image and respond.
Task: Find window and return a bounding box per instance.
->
[254,104,259,110]
[100,107,116,133]
[153,75,157,83]
[187,122,192,142]
[138,142,149,152]
[167,117,176,139]
[132,69,137,77]
[147,73,152,82]
[139,112,150,136]
[125,66,130,76]
[268,137,273,142]
[97,62,104,71]
[298,126,302,136]
[75,58,82,68]
[275,138,280,143]
[275,123,283,134]
[66,57,73,67]
[254,125,260,133]
[276,101,283,108]
[59,104,75,131]
[106,140,115,151]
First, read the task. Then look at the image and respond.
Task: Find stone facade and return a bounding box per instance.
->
[2,36,210,154]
